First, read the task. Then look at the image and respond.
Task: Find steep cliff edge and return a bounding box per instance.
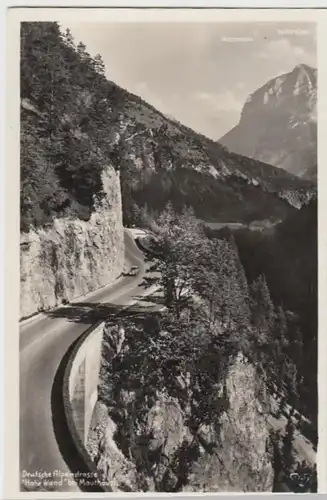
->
[219,65,317,177]
[20,166,124,319]
[184,353,273,492]
[85,208,316,492]
[20,23,126,318]
[88,346,273,492]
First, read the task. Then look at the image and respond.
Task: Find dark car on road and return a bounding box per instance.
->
[123,265,139,277]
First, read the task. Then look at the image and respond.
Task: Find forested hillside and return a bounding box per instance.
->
[20,22,125,317]
[21,19,317,438]
[21,22,120,231]
[91,204,316,492]
[21,22,316,234]
[20,22,317,491]
[205,199,317,433]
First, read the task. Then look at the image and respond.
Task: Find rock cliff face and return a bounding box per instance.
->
[20,166,124,319]
[88,346,274,492]
[219,64,317,177]
[185,353,273,492]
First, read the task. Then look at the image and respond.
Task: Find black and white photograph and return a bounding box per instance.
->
[15,9,319,494]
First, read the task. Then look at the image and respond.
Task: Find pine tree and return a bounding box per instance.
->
[281,416,295,472]
[292,326,304,367]
[20,22,116,229]
[285,358,298,409]
[250,275,275,345]
[77,41,86,57]
[270,429,284,490]
[93,53,106,76]
[61,27,75,51]
[274,306,288,350]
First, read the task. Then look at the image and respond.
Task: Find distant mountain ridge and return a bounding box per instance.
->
[20,22,316,234]
[219,64,317,177]
[110,81,315,225]
[300,164,317,182]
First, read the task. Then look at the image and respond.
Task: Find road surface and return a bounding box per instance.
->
[20,229,152,492]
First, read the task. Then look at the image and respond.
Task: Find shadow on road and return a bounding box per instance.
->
[132,293,165,307]
[44,267,160,325]
[46,299,159,324]
[46,302,125,324]
[138,274,158,289]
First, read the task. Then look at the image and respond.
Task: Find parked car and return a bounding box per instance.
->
[122,265,139,277]
[129,265,139,276]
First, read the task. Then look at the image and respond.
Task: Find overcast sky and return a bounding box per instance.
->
[61,22,316,139]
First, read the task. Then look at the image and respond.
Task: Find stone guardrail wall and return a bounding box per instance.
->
[61,232,156,492]
[62,319,112,492]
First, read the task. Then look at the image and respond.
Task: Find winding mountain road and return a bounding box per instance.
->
[19,229,150,492]
[19,227,316,493]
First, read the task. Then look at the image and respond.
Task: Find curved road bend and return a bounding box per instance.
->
[20,230,150,492]
[20,227,314,492]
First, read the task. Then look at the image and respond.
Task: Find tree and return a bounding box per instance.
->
[20,115,69,230]
[291,326,304,369]
[194,237,250,332]
[284,358,298,410]
[249,275,275,345]
[77,41,86,57]
[20,22,117,229]
[151,203,205,317]
[93,53,106,76]
[61,27,75,51]
[270,429,284,490]
[274,306,288,349]
[281,416,295,472]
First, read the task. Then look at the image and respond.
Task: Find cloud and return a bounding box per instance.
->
[61,21,316,138]
[294,46,306,57]
[194,90,243,114]
[257,38,307,62]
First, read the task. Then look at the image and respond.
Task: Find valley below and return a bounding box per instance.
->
[17,20,318,496]
[203,218,280,233]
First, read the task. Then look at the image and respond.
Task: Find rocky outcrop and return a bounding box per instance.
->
[87,402,140,492]
[185,352,273,492]
[90,346,274,492]
[20,166,124,319]
[146,393,192,457]
[279,188,314,209]
[219,64,317,177]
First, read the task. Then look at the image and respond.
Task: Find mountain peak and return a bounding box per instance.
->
[291,63,317,88]
[293,63,312,71]
[293,63,316,73]
[219,66,317,177]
